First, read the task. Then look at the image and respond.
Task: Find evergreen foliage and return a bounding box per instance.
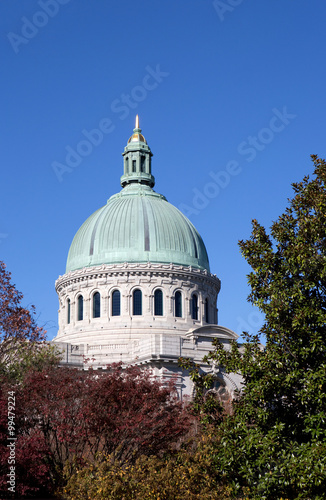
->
[199,155,326,499]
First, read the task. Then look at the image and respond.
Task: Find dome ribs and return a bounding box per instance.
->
[89,206,107,257]
[66,187,210,272]
[141,197,151,252]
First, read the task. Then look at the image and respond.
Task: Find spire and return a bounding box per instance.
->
[127,115,146,144]
[120,117,155,189]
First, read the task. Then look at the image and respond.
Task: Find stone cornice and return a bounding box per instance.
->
[56,262,221,294]
[186,325,239,340]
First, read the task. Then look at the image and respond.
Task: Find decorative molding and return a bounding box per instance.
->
[56,262,221,294]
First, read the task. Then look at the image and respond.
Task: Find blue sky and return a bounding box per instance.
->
[1,0,325,340]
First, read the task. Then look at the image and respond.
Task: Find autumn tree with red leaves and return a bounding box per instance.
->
[20,364,192,473]
[2,363,192,497]
[0,384,52,498]
[0,261,193,498]
[0,261,45,344]
[0,260,58,383]
[0,261,61,497]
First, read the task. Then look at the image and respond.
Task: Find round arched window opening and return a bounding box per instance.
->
[205,298,209,323]
[112,290,121,316]
[133,289,142,315]
[191,294,198,320]
[93,292,100,318]
[175,291,182,318]
[154,289,163,316]
[67,298,71,324]
[77,295,83,321]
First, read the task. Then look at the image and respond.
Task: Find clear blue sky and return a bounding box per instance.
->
[1,0,325,340]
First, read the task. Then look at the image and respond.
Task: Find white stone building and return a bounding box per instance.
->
[53,117,242,398]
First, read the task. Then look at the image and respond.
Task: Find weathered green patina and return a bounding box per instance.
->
[66,118,210,273]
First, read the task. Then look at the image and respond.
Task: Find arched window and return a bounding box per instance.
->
[132,160,136,172]
[133,289,142,315]
[141,156,146,172]
[112,290,121,316]
[125,157,129,173]
[77,295,83,321]
[191,294,198,320]
[67,298,71,324]
[154,289,163,316]
[93,292,100,318]
[175,291,182,318]
[205,298,209,323]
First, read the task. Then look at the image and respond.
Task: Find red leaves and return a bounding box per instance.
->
[12,363,191,487]
[0,382,53,498]
[0,262,192,495]
[0,261,46,371]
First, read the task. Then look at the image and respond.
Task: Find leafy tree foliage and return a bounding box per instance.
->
[0,379,53,498]
[1,363,192,497]
[3,341,62,384]
[63,433,232,500]
[20,364,191,472]
[3,155,325,498]
[201,155,326,499]
[178,357,233,428]
[0,262,61,497]
[0,263,192,498]
[0,260,45,346]
[0,260,61,383]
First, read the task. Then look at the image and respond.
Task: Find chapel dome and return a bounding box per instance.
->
[65,118,210,273]
[66,183,210,273]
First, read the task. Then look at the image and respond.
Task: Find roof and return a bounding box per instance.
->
[66,183,210,272]
[65,117,210,274]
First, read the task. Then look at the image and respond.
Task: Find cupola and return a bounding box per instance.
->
[120,115,155,188]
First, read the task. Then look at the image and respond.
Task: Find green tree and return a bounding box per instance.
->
[199,156,326,499]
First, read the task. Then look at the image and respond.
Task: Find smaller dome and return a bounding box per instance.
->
[128,132,147,144]
[127,115,147,144]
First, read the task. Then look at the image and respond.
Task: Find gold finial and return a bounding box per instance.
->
[135,114,139,129]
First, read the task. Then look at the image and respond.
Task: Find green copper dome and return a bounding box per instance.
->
[65,118,210,273]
